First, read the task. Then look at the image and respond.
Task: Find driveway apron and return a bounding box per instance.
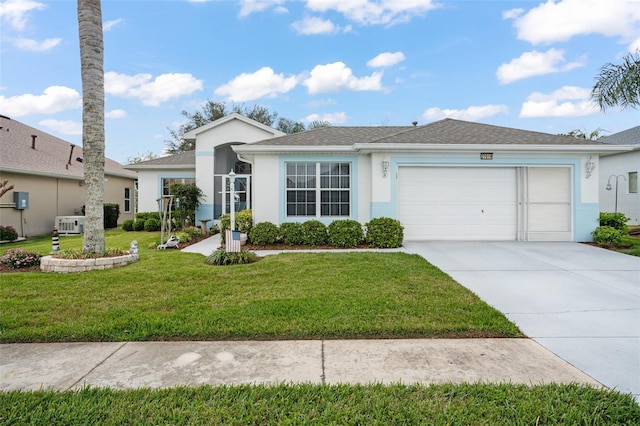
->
[403,241,640,399]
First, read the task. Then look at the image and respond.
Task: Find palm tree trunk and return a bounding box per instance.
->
[78,0,105,253]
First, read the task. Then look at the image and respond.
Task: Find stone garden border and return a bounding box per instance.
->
[40,253,139,273]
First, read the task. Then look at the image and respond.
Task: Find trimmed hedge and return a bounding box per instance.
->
[0,225,19,241]
[301,220,327,246]
[249,222,279,246]
[122,219,134,231]
[104,203,120,229]
[365,217,404,248]
[327,219,363,248]
[144,218,161,232]
[599,212,629,234]
[279,222,304,245]
[592,226,623,247]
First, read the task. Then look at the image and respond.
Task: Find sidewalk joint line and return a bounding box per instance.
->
[65,342,128,391]
[321,340,326,385]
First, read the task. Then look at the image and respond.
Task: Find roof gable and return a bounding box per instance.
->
[182,112,286,141]
[602,125,640,145]
[0,116,136,180]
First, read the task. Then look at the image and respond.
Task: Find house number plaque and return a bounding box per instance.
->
[480,153,493,160]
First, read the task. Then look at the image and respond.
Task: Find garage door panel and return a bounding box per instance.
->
[528,204,571,232]
[398,167,517,241]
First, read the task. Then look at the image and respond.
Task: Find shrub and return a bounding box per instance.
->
[599,212,629,234]
[592,226,623,247]
[0,248,41,269]
[301,220,327,246]
[249,222,279,246]
[122,219,134,231]
[144,218,161,231]
[104,203,120,229]
[220,209,253,244]
[0,225,19,241]
[184,225,204,239]
[175,232,191,243]
[327,219,364,248]
[133,219,146,231]
[209,223,220,235]
[365,217,404,248]
[136,212,160,222]
[205,248,256,266]
[279,222,304,245]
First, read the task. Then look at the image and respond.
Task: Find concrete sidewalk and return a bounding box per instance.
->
[0,339,601,391]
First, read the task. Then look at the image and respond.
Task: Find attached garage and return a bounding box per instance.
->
[398,166,572,241]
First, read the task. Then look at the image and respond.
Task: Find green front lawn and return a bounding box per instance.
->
[2,383,638,425]
[0,230,520,342]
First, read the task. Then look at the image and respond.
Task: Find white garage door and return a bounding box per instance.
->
[524,167,572,241]
[398,167,517,240]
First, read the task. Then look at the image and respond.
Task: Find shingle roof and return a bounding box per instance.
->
[0,116,136,179]
[250,118,611,147]
[124,150,195,169]
[601,126,640,145]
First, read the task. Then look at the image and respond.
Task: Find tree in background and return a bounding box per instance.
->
[78,0,105,254]
[559,128,606,140]
[165,101,330,154]
[126,151,158,164]
[591,51,640,111]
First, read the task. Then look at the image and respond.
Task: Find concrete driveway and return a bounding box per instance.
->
[403,241,640,399]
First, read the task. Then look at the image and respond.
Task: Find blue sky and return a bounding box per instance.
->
[1,0,639,163]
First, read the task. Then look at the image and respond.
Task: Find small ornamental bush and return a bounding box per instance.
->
[54,248,128,259]
[205,248,256,266]
[592,226,623,247]
[0,248,41,269]
[279,222,304,245]
[135,212,161,222]
[175,232,191,243]
[122,219,134,231]
[184,225,204,238]
[301,220,328,246]
[365,217,404,248]
[327,219,364,248]
[209,223,220,235]
[144,218,161,232]
[249,222,279,246]
[133,220,146,232]
[220,210,253,244]
[0,225,19,241]
[599,212,629,234]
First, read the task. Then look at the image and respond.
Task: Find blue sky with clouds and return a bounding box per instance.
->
[1,0,639,163]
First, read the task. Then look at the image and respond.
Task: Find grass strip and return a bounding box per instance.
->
[1,383,638,425]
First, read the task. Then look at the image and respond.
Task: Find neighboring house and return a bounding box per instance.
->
[128,115,631,242]
[600,126,640,225]
[125,113,285,221]
[0,115,137,237]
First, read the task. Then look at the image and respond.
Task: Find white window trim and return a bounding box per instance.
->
[285,161,351,218]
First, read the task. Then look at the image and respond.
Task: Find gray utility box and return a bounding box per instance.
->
[13,192,29,209]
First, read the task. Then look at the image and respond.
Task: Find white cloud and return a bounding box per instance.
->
[506,0,640,45]
[239,0,286,18]
[520,86,598,117]
[13,37,60,51]
[304,62,383,94]
[105,71,203,106]
[502,8,523,20]
[214,67,298,102]
[305,0,439,26]
[39,119,82,135]
[0,0,45,31]
[496,48,585,84]
[422,104,508,121]
[0,86,81,117]
[367,51,406,68]
[304,112,348,123]
[103,18,122,32]
[291,16,337,35]
[106,109,126,119]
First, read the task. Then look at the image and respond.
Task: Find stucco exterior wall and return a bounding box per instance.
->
[0,171,135,237]
[599,150,640,224]
[135,168,195,214]
[251,155,280,225]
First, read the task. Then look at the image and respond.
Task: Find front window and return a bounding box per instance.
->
[162,178,195,196]
[286,162,350,217]
[630,172,638,194]
[124,187,131,213]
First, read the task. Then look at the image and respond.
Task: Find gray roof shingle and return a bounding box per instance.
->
[601,126,640,145]
[124,150,195,168]
[0,116,136,179]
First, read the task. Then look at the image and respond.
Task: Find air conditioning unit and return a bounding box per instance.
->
[55,216,85,235]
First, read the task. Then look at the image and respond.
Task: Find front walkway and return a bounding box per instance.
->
[403,241,640,400]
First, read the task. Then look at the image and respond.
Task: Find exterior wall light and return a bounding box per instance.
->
[606,174,627,214]
[382,160,390,178]
[585,156,595,178]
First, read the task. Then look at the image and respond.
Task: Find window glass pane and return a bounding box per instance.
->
[341,191,349,202]
[341,163,350,175]
[308,176,316,188]
[340,204,350,216]
[308,163,316,175]
[321,191,329,202]
[320,176,329,188]
[321,204,329,216]
[320,163,330,175]
[340,176,349,188]
[630,172,638,193]
[330,176,338,188]
[286,163,296,175]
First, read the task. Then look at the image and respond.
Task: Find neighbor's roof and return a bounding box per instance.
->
[250,118,610,147]
[124,150,195,170]
[0,115,136,180]
[601,125,640,145]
